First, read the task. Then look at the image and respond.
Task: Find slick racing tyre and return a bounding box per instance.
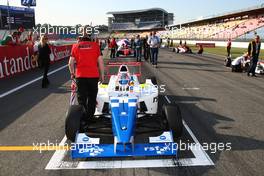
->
[65,105,83,142]
[162,104,183,138]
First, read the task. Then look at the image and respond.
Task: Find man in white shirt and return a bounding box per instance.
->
[147,31,160,68]
[231,53,249,72]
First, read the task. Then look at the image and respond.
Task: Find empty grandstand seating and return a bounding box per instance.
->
[160,15,264,40]
[212,17,264,39]
[137,21,162,29]
[111,21,162,31]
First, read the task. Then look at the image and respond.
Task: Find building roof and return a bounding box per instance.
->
[107,8,168,15]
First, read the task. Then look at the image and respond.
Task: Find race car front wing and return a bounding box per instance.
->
[71,132,178,158]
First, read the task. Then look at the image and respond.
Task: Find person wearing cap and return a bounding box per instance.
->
[247,35,261,77]
[68,36,104,127]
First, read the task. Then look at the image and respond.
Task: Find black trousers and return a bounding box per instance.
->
[144,47,150,61]
[136,47,142,61]
[227,47,231,57]
[110,48,116,58]
[248,59,258,76]
[42,63,50,88]
[76,78,99,123]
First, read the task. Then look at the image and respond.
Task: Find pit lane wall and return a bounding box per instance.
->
[0,45,72,79]
[169,40,264,49]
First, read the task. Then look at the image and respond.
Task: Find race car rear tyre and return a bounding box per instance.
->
[65,105,83,142]
[162,104,183,138]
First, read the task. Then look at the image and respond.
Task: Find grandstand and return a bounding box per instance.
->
[159,4,264,41]
[107,8,173,32]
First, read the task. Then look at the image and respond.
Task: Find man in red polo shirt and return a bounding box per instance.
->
[68,36,104,124]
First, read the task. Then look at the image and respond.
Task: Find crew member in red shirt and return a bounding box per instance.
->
[109,37,117,59]
[68,36,104,125]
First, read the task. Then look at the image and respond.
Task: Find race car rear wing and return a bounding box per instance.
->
[105,61,142,78]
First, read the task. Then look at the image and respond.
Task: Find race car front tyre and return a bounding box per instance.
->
[65,105,83,142]
[162,104,183,138]
[148,76,158,85]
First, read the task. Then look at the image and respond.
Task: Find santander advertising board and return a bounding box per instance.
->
[0,45,72,79]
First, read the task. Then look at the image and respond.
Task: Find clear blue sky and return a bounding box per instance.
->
[0,0,263,25]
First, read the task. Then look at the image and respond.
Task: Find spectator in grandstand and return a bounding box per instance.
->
[68,36,104,128]
[148,31,160,68]
[247,35,261,77]
[227,38,232,57]
[135,35,142,62]
[18,26,25,33]
[109,37,117,59]
[38,35,51,88]
[26,31,34,45]
[197,44,204,54]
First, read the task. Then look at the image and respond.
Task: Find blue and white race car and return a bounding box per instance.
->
[65,62,183,158]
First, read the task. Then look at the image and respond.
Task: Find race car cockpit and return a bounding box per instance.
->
[116,65,132,91]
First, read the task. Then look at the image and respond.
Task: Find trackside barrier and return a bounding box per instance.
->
[195,43,215,48]
[0,44,72,79]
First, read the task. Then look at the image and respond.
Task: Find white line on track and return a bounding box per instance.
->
[0,65,68,98]
[45,96,214,170]
[45,136,68,169]
[182,87,200,90]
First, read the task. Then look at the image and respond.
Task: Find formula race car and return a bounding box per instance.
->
[116,39,134,57]
[65,62,183,158]
[227,54,264,74]
[255,61,264,74]
[230,54,250,72]
[173,44,193,54]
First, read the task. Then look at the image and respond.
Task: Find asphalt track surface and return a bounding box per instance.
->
[0,49,264,176]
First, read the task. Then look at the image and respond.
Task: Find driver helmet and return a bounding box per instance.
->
[119,72,129,85]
